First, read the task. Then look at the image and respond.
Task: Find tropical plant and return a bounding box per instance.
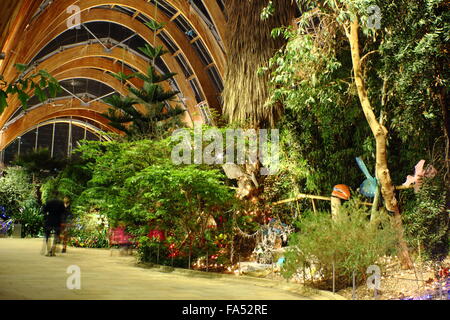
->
[262,0,450,268]
[13,148,68,183]
[16,199,44,237]
[403,176,449,261]
[282,198,397,290]
[0,167,35,219]
[102,21,185,140]
[0,63,61,114]
[222,0,296,128]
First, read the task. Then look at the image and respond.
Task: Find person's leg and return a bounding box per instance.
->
[50,226,61,256]
[61,224,69,253]
[42,227,51,255]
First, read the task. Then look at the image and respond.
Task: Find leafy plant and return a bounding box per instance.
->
[282,198,397,290]
[403,176,449,261]
[0,64,61,114]
[17,199,44,237]
[102,29,185,140]
[0,167,35,220]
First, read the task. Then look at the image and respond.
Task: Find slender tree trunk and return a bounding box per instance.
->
[347,19,413,269]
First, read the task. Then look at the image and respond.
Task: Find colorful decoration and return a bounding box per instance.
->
[355,157,378,198]
[403,160,437,192]
[253,219,293,264]
[332,184,351,200]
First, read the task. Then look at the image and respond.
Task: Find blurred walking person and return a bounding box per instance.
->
[60,196,73,253]
[41,199,65,256]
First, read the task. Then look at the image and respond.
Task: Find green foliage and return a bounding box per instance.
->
[264,0,448,203]
[282,199,397,289]
[0,64,61,114]
[102,31,185,140]
[44,135,236,264]
[403,176,449,261]
[0,167,35,219]
[377,0,448,143]
[69,212,109,248]
[12,148,67,183]
[69,228,109,248]
[263,2,374,196]
[39,157,91,204]
[16,199,44,237]
[0,167,43,236]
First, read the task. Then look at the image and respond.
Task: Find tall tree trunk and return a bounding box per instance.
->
[222,0,295,200]
[347,19,413,269]
[223,0,295,128]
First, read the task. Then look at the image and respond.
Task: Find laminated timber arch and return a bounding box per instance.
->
[1,43,201,128]
[20,0,225,73]
[17,118,114,147]
[1,65,196,149]
[21,8,220,114]
[0,99,120,151]
[0,0,227,149]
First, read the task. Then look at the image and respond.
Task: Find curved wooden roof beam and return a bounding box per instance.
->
[51,56,143,88]
[192,0,227,46]
[5,65,193,131]
[1,44,201,127]
[18,1,224,78]
[164,0,226,60]
[52,67,194,126]
[19,8,219,113]
[0,99,119,150]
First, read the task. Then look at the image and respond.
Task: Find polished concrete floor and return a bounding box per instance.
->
[0,238,342,300]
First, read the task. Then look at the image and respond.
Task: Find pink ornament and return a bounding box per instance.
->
[403,160,437,192]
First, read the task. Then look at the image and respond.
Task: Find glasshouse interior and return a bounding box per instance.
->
[0,0,449,301]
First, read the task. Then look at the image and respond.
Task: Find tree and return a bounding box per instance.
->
[222,0,296,128]
[263,0,450,268]
[102,21,185,140]
[220,0,297,201]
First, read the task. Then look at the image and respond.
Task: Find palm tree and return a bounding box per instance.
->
[221,0,296,199]
[222,0,296,128]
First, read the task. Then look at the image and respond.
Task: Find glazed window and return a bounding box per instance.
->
[149,0,177,18]
[192,39,213,65]
[174,54,193,78]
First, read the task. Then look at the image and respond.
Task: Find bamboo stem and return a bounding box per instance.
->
[273,193,373,206]
[311,199,317,214]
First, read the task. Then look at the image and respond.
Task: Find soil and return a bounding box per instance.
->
[236,255,450,300]
[337,256,450,300]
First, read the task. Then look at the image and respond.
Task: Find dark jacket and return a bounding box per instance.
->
[42,200,65,228]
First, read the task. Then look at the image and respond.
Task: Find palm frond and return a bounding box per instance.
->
[222,0,296,128]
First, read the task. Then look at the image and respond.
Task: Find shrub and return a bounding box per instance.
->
[68,212,109,248]
[403,176,449,261]
[282,198,397,290]
[17,199,44,237]
[0,167,35,221]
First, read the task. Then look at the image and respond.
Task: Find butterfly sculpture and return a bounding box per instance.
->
[355,157,378,198]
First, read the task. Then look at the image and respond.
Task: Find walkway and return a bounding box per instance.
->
[0,238,341,300]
